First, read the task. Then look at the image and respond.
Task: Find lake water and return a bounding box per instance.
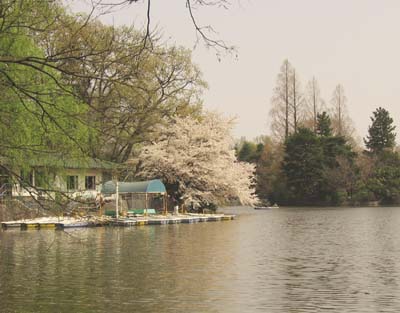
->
[1,206,400,312]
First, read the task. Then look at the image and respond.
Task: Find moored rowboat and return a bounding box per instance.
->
[254,205,279,210]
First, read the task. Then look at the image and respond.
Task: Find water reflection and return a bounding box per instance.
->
[1,207,400,312]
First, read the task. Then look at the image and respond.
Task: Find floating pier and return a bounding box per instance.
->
[135,219,148,226]
[165,217,181,224]
[110,219,136,227]
[21,222,40,230]
[207,215,222,222]
[56,221,91,229]
[147,218,168,225]
[1,213,236,231]
[1,221,23,230]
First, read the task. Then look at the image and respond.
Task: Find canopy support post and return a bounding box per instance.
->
[163,193,167,215]
[145,193,148,216]
[115,181,119,219]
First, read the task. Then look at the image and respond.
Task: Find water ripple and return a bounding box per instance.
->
[1,207,400,312]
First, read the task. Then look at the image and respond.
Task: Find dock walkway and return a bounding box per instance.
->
[1,214,236,230]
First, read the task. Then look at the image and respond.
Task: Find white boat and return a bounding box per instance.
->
[57,221,90,229]
[254,204,279,210]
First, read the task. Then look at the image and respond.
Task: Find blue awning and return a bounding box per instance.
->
[101,179,166,194]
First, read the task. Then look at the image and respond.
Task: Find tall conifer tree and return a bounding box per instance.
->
[364,107,396,154]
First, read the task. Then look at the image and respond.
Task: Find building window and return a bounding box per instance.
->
[85,176,96,190]
[20,169,34,186]
[35,169,49,188]
[67,176,78,190]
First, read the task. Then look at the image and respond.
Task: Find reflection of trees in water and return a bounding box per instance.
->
[277,209,400,311]
[278,213,355,310]
[0,224,239,312]
[5,209,400,312]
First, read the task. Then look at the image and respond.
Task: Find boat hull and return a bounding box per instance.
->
[254,206,278,210]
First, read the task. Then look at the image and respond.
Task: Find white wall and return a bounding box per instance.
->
[12,168,105,199]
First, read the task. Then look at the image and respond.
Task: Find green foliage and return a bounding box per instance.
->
[0,35,91,165]
[364,107,396,154]
[50,22,206,162]
[359,108,400,204]
[237,141,263,163]
[365,151,400,204]
[255,138,284,202]
[1,0,204,176]
[0,0,93,174]
[270,113,400,205]
[274,122,357,205]
[283,128,325,204]
[316,112,332,137]
[321,136,355,168]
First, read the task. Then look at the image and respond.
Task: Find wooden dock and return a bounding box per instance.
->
[1,213,236,231]
[57,221,91,229]
[110,219,136,227]
[1,221,22,230]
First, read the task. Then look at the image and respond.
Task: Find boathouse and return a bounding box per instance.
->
[1,157,117,199]
[101,180,168,215]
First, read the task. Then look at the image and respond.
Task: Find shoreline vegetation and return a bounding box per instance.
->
[236,106,400,207]
[236,61,400,208]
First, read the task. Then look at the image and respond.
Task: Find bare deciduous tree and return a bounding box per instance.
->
[269,59,304,141]
[269,60,291,141]
[290,68,303,133]
[330,84,356,139]
[304,77,325,132]
[92,0,236,57]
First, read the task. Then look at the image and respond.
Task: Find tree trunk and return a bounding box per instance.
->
[285,61,289,139]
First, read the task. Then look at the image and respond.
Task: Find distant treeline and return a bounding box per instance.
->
[237,60,399,206]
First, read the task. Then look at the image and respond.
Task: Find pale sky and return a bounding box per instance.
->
[69,0,400,142]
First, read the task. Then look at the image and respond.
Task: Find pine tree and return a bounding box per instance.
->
[238,142,256,163]
[316,112,332,137]
[283,128,324,203]
[364,107,396,154]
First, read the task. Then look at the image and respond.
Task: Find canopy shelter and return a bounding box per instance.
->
[101,179,167,216]
[102,180,166,194]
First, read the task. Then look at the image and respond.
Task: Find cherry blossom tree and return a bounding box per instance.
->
[137,111,258,208]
